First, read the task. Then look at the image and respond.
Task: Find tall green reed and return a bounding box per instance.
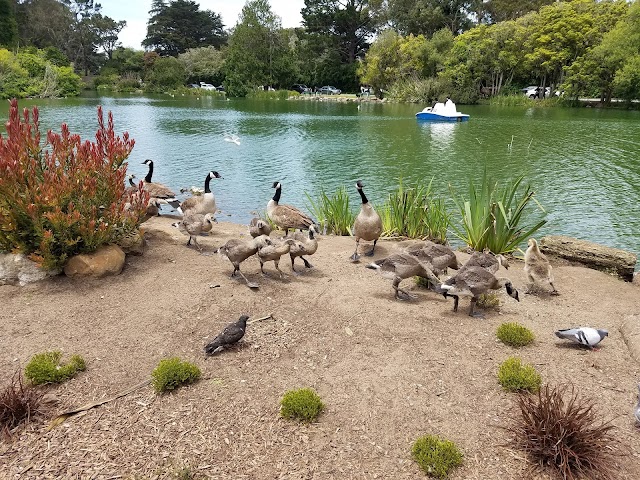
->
[305,186,355,235]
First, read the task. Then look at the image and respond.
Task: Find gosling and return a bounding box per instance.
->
[258,238,303,279]
[218,235,273,288]
[367,252,442,301]
[524,238,558,295]
[249,217,272,238]
[289,224,318,273]
[173,212,215,251]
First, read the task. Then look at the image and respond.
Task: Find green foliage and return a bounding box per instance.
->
[498,357,541,393]
[477,292,501,309]
[386,76,451,103]
[379,179,449,242]
[280,388,324,423]
[496,322,535,347]
[178,46,225,85]
[0,100,148,270]
[24,351,86,385]
[0,0,18,47]
[151,357,201,393]
[145,56,187,91]
[305,186,355,236]
[449,171,546,254]
[246,89,291,100]
[411,434,463,479]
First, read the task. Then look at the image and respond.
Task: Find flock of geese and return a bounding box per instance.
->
[130,159,564,320]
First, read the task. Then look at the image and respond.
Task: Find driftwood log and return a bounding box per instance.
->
[540,235,637,281]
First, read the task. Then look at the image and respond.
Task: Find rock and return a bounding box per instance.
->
[540,235,637,281]
[0,253,59,286]
[64,245,126,278]
[634,272,639,286]
[620,315,640,364]
[116,228,147,255]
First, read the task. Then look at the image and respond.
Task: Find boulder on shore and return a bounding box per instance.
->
[64,245,126,278]
[0,253,59,286]
[540,235,637,281]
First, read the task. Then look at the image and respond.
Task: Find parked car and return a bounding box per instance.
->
[318,85,341,95]
[216,85,225,92]
[199,82,216,90]
[291,84,310,94]
[522,85,562,98]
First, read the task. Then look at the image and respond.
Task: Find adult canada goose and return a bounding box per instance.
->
[248,217,272,238]
[350,180,383,262]
[440,266,520,317]
[289,224,318,272]
[258,238,303,279]
[172,212,215,251]
[524,238,558,295]
[267,181,315,234]
[218,235,273,288]
[178,171,223,216]
[366,252,442,300]
[461,250,509,274]
[140,159,181,210]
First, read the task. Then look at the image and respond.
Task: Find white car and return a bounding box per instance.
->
[199,82,216,91]
[522,86,562,98]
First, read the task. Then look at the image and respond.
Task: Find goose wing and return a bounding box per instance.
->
[143,181,176,199]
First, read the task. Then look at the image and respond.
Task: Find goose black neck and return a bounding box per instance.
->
[357,188,369,204]
[129,177,136,187]
[272,186,282,203]
[204,174,212,194]
[144,162,153,183]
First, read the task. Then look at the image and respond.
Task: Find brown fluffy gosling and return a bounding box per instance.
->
[524,238,558,295]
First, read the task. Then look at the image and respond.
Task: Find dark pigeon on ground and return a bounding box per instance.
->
[204,315,249,355]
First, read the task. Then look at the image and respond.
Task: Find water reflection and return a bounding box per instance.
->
[418,121,458,148]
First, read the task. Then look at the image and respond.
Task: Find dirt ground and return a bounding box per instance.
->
[1,217,639,480]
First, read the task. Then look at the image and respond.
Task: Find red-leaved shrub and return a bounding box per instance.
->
[0,98,149,270]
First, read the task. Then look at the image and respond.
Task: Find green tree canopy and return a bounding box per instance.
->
[0,0,18,46]
[178,46,225,85]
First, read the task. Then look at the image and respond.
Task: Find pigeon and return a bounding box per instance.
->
[555,327,608,348]
[634,384,640,427]
[204,315,249,355]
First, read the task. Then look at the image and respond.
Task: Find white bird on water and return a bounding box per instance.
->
[224,133,241,145]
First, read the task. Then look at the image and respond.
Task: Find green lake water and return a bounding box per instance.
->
[2,94,639,260]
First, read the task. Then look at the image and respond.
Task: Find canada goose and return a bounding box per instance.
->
[267,181,315,234]
[461,250,509,274]
[218,234,273,288]
[524,238,558,295]
[440,266,520,317]
[289,224,318,272]
[178,171,223,216]
[350,180,383,262]
[249,217,272,238]
[258,238,303,279]
[172,212,215,251]
[366,252,442,300]
[140,159,181,210]
[403,242,461,290]
[204,315,248,355]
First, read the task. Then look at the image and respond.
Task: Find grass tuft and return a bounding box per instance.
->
[477,292,500,309]
[152,358,201,393]
[498,357,541,393]
[412,434,463,478]
[305,186,355,235]
[0,371,44,436]
[497,322,535,347]
[508,384,620,480]
[24,351,86,385]
[280,387,324,423]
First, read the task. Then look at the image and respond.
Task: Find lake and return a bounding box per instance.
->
[2,94,639,260]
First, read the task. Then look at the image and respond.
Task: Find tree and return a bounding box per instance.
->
[92,14,126,60]
[384,0,476,36]
[63,0,103,75]
[0,0,18,46]
[145,56,186,90]
[143,0,226,56]
[14,0,74,51]
[178,46,225,85]
[484,0,554,23]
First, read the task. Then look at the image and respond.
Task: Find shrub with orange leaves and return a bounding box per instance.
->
[0,99,149,270]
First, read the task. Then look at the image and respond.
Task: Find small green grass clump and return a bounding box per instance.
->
[152,358,201,393]
[412,434,463,479]
[477,292,500,309]
[497,322,535,347]
[24,351,86,385]
[280,387,324,423]
[498,357,541,393]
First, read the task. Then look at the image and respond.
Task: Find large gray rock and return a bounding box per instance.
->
[621,315,640,364]
[0,253,59,286]
[540,235,637,281]
[64,245,126,277]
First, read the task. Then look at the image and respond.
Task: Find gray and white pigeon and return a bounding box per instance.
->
[555,327,608,348]
[634,384,640,427]
[204,315,249,355]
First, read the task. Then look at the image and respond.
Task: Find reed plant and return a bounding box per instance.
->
[379,179,449,242]
[449,171,546,254]
[305,186,355,236]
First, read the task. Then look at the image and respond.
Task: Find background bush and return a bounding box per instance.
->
[24,351,86,385]
[0,100,148,270]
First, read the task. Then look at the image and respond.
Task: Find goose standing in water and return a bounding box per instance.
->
[178,171,223,216]
[266,181,315,235]
[140,159,181,210]
[350,180,382,262]
[524,238,558,295]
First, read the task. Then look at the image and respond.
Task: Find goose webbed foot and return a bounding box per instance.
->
[350,252,360,262]
[364,249,375,257]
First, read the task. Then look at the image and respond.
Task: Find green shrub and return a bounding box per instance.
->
[477,292,500,309]
[497,322,535,347]
[412,434,463,478]
[0,100,148,270]
[152,357,201,393]
[246,89,290,100]
[280,388,324,423]
[449,170,546,254]
[379,179,449,242]
[498,357,541,393]
[24,351,86,385]
[305,186,355,235]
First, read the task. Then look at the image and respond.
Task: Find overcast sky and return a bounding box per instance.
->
[101,0,305,50]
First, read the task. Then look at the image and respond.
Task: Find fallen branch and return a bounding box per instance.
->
[248,314,273,325]
[48,378,151,430]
